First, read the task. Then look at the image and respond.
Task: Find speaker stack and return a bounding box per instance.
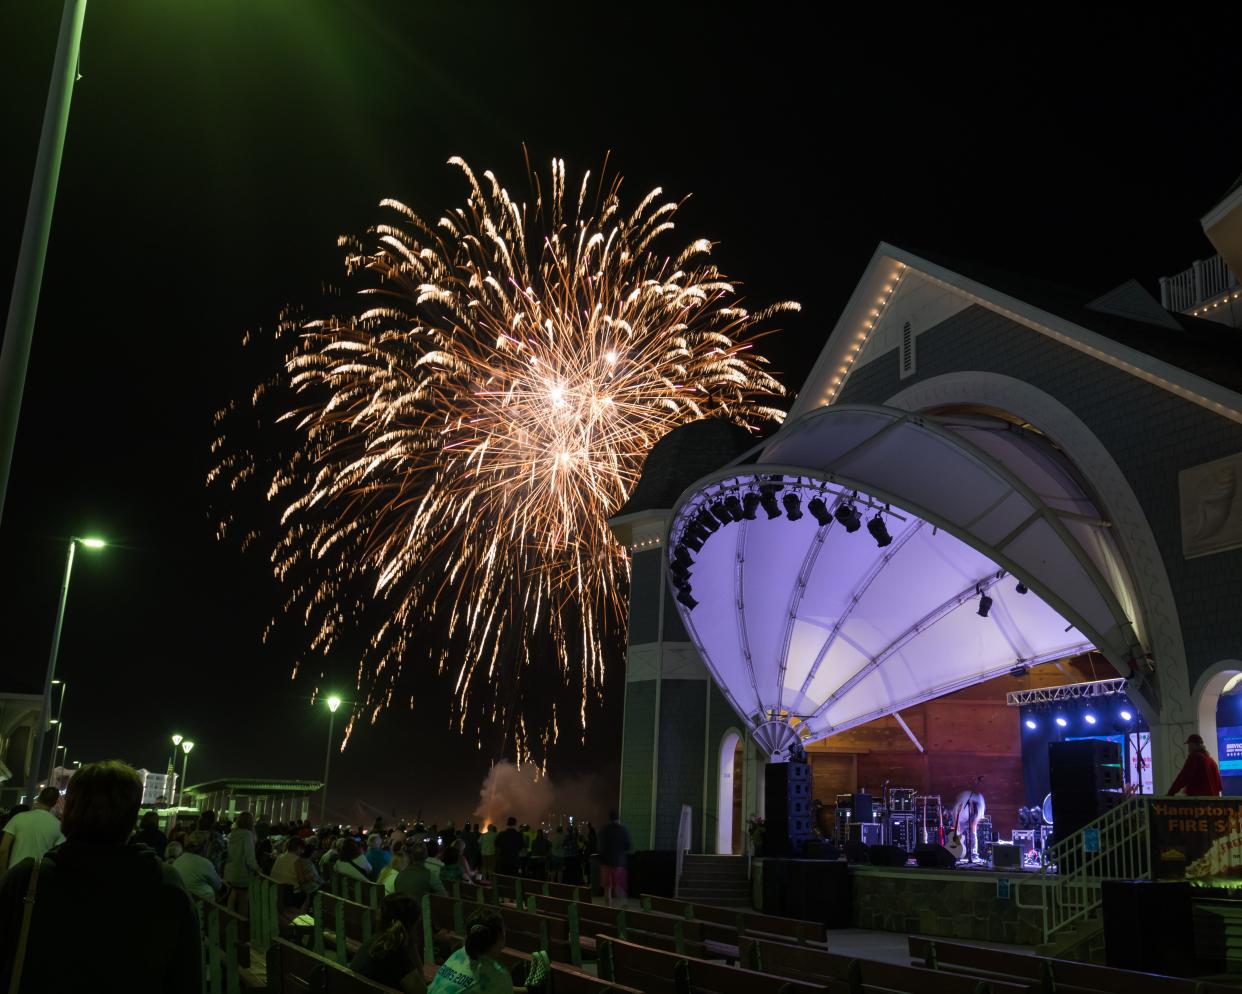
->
[1049,739,1124,842]
[764,761,812,855]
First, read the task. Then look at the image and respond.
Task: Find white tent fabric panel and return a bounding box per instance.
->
[667,404,1139,754]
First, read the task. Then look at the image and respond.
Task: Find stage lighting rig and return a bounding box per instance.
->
[759,483,782,520]
[724,495,744,521]
[783,492,803,521]
[672,544,693,567]
[742,493,761,520]
[807,497,833,527]
[682,531,705,553]
[834,502,862,533]
[676,589,698,610]
[1015,581,1029,595]
[711,501,733,526]
[695,510,720,534]
[976,589,993,618]
[867,513,893,547]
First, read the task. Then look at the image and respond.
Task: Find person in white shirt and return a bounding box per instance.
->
[173,831,223,902]
[334,838,376,882]
[0,787,64,871]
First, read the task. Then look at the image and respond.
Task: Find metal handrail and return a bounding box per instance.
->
[1014,796,1151,945]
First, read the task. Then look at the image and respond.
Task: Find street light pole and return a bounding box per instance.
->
[320,696,341,825]
[49,680,67,775]
[27,536,103,798]
[0,0,89,525]
[179,741,194,808]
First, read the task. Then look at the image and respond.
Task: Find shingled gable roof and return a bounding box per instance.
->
[793,242,1242,423]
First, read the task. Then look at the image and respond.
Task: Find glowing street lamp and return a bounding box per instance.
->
[167,734,184,805]
[320,695,342,824]
[28,535,105,797]
[179,740,195,808]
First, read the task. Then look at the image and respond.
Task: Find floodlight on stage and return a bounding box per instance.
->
[1084,712,1097,725]
[683,532,704,553]
[977,591,993,618]
[782,493,803,521]
[695,510,720,534]
[1015,582,1029,594]
[741,493,761,520]
[867,514,893,548]
[807,497,833,527]
[724,495,744,521]
[1025,718,1037,730]
[834,502,862,533]
[676,589,698,610]
[1055,715,1068,727]
[759,485,782,519]
[711,502,733,526]
[671,563,691,586]
[1119,709,1133,722]
[672,544,693,567]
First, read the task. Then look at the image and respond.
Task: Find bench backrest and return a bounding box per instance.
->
[600,935,829,994]
[266,936,400,993]
[643,892,828,945]
[910,936,1216,994]
[329,872,385,910]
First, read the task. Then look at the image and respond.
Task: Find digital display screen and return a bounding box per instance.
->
[1217,725,1242,772]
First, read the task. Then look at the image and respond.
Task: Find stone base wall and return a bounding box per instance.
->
[851,867,1044,945]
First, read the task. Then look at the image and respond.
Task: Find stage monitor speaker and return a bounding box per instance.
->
[801,838,840,860]
[990,842,1022,870]
[844,841,871,864]
[869,844,909,867]
[914,843,957,869]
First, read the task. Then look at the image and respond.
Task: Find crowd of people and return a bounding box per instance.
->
[0,760,631,993]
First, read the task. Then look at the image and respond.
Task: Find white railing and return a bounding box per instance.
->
[1160,254,1239,312]
[1015,795,1151,946]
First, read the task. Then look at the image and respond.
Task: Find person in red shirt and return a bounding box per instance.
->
[1167,734,1223,796]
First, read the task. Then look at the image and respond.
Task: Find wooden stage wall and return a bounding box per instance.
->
[805,655,1105,838]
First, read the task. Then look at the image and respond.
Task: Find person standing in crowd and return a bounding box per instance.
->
[173,831,223,902]
[198,810,227,876]
[366,832,391,876]
[395,841,447,901]
[479,824,498,879]
[598,811,633,907]
[560,825,581,886]
[0,786,63,872]
[0,760,201,991]
[528,829,550,881]
[1169,733,1224,796]
[223,810,258,914]
[351,893,428,994]
[130,810,168,858]
[425,838,446,889]
[548,826,566,883]
[496,817,523,877]
[382,845,409,894]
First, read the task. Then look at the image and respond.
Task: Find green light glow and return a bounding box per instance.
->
[79,537,106,549]
[182,740,194,754]
[172,734,183,746]
[327,695,342,713]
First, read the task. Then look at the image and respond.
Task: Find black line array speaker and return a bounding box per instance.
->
[764,761,812,855]
[1049,740,1124,841]
[1102,880,1194,975]
[913,843,957,869]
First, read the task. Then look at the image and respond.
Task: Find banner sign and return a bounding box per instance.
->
[1149,798,1242,881]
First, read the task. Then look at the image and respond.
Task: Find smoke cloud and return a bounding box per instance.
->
[474,760,613,830]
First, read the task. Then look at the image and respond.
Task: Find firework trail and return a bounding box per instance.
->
[211,154,796,763]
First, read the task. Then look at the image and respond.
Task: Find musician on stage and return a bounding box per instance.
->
[948,780,986,864]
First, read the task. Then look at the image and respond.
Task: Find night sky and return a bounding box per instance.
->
[1,4,1238,824]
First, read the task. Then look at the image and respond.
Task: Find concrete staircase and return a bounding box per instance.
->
[677,853,751,906]
[1036,919,1105,963]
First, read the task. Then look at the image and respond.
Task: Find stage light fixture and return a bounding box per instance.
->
[783,493,803,521]
[834,503,862,533]
[1084,712,1097,725]
[671,563,691,586]
[1119,709,1133,722]
[807,497,833,527]
[672,544,693,567]
[1055,715,1068,728]
[759,484,782,520]
[742,493,761,520]
[867,514,893,548]
[695,510,720,534]
[1025,718,1037,730]
[711,501,733,526]
[977,591,993,618]
[1015,582,1029,595]
[724,495,744,521]
[676,589,698,610]
[682,532,704,553]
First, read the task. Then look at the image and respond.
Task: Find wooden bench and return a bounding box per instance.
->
[424,892,575,964]
[598,935,830,994]
[742,936,1035,994]
[328,873,385,912]
[266,935,401,993]
[643,892,829,946]
[490,871,589,906]
[908,937,1235,994]
[193,894,262,994]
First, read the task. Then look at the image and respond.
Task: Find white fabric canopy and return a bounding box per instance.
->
[668,405,1142,755]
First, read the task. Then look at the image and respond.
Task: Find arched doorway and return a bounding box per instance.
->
[1195,660,1242,791]
[716,729,743,854]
